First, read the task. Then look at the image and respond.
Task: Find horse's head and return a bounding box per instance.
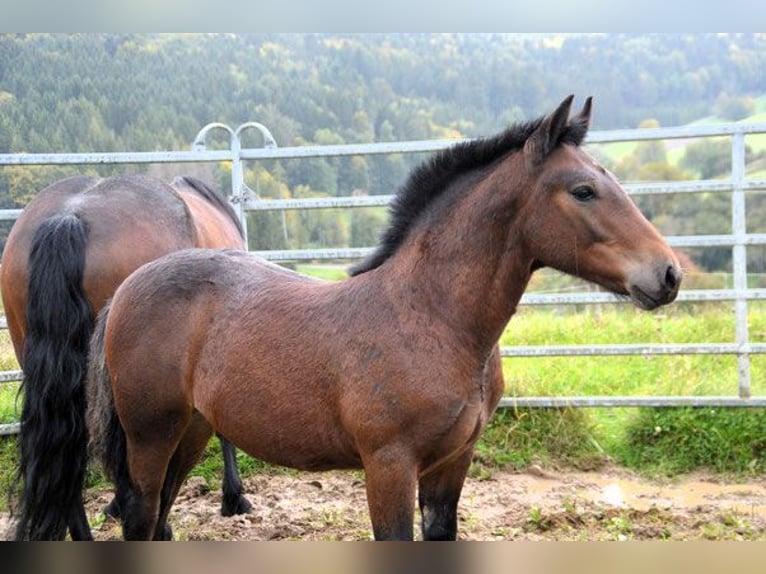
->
[519,95,681,310]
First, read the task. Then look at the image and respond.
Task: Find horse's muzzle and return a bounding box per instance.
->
[628,261,682,310]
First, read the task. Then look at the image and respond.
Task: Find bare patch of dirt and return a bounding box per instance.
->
[75,465,766,541]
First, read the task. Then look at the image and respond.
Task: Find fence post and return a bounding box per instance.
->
[233,122,278,250]
[731,132,751,398]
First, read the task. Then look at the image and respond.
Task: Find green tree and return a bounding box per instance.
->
[290,185,348,248]
[4,165,85,207]
[715,93,755,121]
[350,206,386,248]
[680,138,732,179]
[241,166,291,251]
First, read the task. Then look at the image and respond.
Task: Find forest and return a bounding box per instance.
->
[1,33,765,270]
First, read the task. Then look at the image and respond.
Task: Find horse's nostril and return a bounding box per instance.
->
[665,265,681,290]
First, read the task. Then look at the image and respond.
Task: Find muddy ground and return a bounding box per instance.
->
[49,464,765,541]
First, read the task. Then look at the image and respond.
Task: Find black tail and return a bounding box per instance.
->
[85,304,127,490]
[13,214,93,540]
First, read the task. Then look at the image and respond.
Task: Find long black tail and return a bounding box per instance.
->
[13,214,93,540]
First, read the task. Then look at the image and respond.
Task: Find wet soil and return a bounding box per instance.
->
[66,465,766,541]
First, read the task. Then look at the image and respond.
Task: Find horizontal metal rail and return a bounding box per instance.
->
[0,341,761,383]
[2,122,766,167]
[251,233,766,262]
[0,423,19,436]
[500,396,766,408]
[0,370,23,383]
[242,179,766,213]
[0,149,234,166]
[501,343,766,357]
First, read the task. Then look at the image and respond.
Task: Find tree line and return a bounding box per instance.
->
[1,33,765,270]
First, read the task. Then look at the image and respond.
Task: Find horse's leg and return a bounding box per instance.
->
[119,413,190,541]
[153,413,214,541]
[362,448,418,540]
[67,494,94,541]
[101,437,247,525]
[218,434,252,516]
[417,449,473,541]
[119,450,168,541]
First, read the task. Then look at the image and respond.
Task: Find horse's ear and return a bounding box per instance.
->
[524,94,574,170]
[569,96,593,136]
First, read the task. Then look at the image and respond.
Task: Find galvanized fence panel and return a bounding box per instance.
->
[2,121,766,435]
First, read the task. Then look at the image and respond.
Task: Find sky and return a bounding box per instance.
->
[1,1,764,33]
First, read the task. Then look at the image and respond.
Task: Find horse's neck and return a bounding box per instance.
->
[383,181,534,353]
[178,191,244,249]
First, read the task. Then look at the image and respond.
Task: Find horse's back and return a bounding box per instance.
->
[109,248,309,320]
[3,175,204,314]
[4,175,196,265]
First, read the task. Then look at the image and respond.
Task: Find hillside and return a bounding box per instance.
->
[2,34,764,154]
[1,33,765,267]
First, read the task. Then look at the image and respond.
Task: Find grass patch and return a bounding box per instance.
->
[0,437,17,511]
[501,302,764,399]
[491,300,766,477]
[472,408,607,474]
[0,382,20,425]
[472,405,766,478]
[615,407,766,476]
[295,264,347,281]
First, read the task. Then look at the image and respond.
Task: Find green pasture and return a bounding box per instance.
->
[488,301,766,476]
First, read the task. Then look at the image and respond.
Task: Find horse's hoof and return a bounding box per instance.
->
[159,523,173,541]
[220,495,252,517]
[103,499,121,519]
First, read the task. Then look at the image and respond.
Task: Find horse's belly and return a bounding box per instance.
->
[232,434,362,472]
[206,408,362,472]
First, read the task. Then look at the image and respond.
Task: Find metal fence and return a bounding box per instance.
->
[1,120,766,434]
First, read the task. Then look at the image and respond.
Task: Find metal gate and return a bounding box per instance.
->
[2,120,766,435]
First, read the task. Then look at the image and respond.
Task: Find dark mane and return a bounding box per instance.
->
[349,114,588,276]
[172,176,245,239]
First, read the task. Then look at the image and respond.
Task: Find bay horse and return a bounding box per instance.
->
[1,174,252,541]
[86,96,682,541]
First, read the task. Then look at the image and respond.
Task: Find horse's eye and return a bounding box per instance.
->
[571,186,597,202]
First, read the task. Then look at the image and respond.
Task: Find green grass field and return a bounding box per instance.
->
[500,302,766,399]
[489,301,766,476]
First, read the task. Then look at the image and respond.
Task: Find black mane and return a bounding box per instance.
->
[349,114,588,276]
